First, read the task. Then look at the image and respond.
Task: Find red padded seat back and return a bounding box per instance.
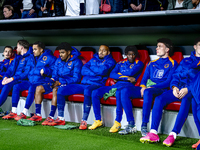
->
[111,51,123,63]
[105,77,116,86]
[79,51,94,65]
[135,50,150,86]
[10,47,17,59]
[171,51,184,64]
[53,50,60,58]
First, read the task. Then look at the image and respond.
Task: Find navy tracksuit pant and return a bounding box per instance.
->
[57,84,101,120]
[119,86,165,123]
[151,90,192,134]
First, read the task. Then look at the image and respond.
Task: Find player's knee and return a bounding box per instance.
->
[153,96,163,107]
[92,89,99,98]
[143,89,153,101]
[143,88,150,96]
[121,88,130,99]
[13,84,20,91]
[36,85,44,94]
[52,87,57,94]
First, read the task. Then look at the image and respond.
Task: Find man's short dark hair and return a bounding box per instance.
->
[18,39,30,50]
[157,38,173,56]
[194,37,200,45]
[56,42,73,51]
[4,46,13,52]
[4,5,14,13]
[125,45,138,56]
[33,41,45,50]
[101,44,110,51]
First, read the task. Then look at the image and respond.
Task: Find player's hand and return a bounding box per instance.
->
[40,69,44,76]
[2,77,13,85]
[29,9,35,16]
[113,79,118,83]
[137,4,142,11]
[172,86,179,98]
[130,4,137,11]
[178,88,188,99]
[128,77,136,83]
[2,77,7,85]
[51,81,61,88]
[140,87,146,97]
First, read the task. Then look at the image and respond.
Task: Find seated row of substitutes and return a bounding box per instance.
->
[0,38,200,149]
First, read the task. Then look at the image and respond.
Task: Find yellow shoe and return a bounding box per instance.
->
[109,121,121,133]
[88,120,103,130]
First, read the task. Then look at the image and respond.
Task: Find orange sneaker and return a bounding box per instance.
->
[48,117,65,126]
[14,113,26,121]
[192,139,200,149]
[42,117,54,126]
[79,120,87,130]
[27,114,42,121]
[2,112,17,119]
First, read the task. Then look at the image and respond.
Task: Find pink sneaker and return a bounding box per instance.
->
[163,135,175,147]
[140,132,160,143]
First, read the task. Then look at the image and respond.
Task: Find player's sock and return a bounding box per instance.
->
[22,108,28,115]
[169,132,177,139]
[150,129,158,135]
[58,116,64,120]
[11,107,17,113]
[35,104,41,115]
[49,105,56,118]
[128,120,135,126]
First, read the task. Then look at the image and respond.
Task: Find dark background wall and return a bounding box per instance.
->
[0,11,200,55]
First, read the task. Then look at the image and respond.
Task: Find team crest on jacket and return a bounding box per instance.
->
[130,64,134,69]
[164,64,169,68]
[43,56,47,61]
[68,61,72,66]
[21,58,25,62]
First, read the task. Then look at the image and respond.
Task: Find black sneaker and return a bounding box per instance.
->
[118,124,136,135]
[141,126,148,137]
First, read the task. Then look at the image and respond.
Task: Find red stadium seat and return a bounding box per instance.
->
[135,50,151,86]
[171,51,184,64]
[68,94,84,102]
[110,47,123,63]
[21,90,53,100]
[111,51,123,63]
[79,51,94,65]
[164,101,181,111]
[53,50,60,58]
[43,92,53,99]
[21,90,29,97]
[10,47,17,59]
